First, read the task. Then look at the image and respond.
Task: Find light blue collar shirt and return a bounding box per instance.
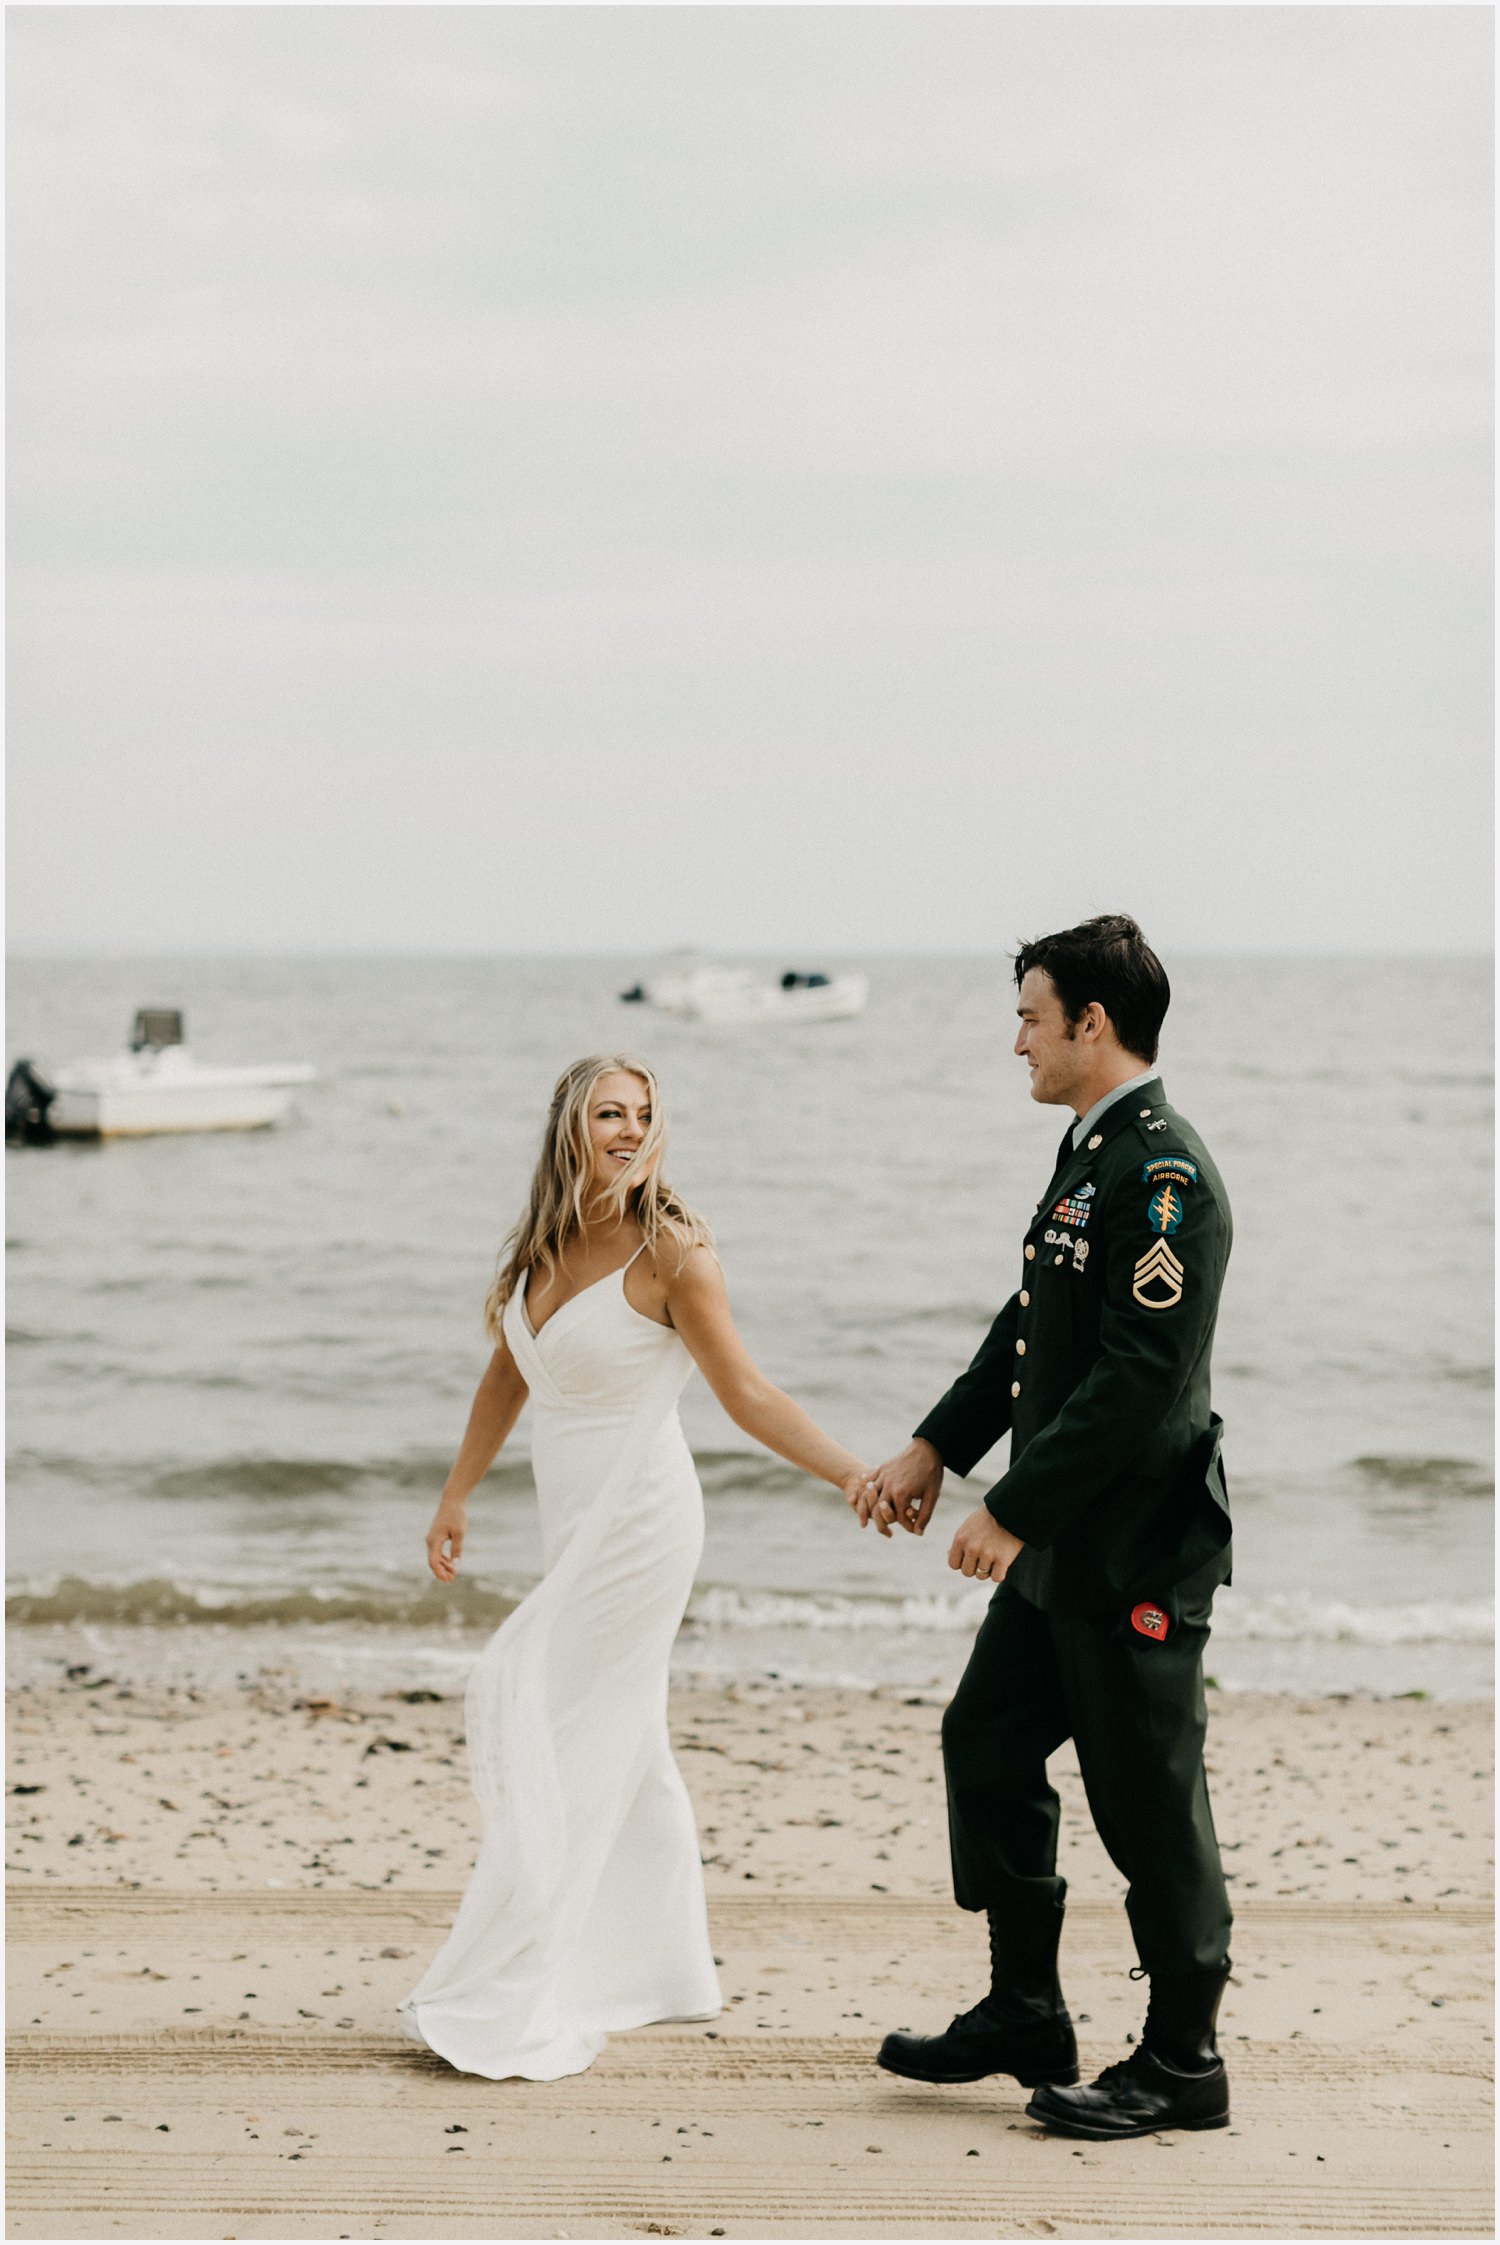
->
[1071,1068,1162,1151]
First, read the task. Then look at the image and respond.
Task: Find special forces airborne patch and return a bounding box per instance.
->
[1133,1238,1185,1310]
[1142,1156,1198,1187]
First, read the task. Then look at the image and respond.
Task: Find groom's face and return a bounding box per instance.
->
[1014,969,1086,1108]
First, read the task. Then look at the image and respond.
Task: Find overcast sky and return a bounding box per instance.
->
[8,5,1493,956]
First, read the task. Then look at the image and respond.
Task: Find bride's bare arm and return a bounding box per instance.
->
[425,1337,530,1582]
[662,1247,866,1494]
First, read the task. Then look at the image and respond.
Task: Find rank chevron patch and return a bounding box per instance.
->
[1132,1238,1185,1310]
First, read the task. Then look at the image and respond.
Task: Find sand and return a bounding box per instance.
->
[6,1661,1493,2240]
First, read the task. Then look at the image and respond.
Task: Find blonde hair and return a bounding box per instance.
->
[484,1053,714,1339]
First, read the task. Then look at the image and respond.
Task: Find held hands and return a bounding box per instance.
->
[426,1499,467,1583]
[947,1506,1024,1584]
[846,1438,944,1538]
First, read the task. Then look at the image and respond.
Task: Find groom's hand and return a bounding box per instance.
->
[947,1507,1024,1583]
[861,1438,944,1537]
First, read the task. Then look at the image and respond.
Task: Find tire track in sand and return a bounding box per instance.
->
[8,1889,1492,2240]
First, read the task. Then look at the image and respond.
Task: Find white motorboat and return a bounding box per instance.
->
[620,967,869,1025]
[33,1010,315,1139]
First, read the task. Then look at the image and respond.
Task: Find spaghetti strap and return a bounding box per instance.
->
[623,1241,650,1271]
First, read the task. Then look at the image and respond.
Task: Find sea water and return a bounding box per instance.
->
[6,953,1493,1697]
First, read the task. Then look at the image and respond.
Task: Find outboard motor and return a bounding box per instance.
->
[131,1008,184,1052]
[6,1059,57,1146]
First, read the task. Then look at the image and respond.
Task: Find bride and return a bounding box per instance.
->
[399,1053,868,2081]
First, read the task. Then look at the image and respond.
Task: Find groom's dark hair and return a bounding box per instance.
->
[1013,915,1170,1064]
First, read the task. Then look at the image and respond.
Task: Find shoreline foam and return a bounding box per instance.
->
[7,1607,1493,1704]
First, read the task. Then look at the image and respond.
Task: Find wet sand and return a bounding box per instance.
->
[7,1666,1493,2239]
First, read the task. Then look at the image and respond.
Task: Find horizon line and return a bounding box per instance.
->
[7,942,1496,964]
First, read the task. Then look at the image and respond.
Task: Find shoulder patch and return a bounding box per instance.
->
[1147,1181,1185,1235]
[1143,1155,1198,1187]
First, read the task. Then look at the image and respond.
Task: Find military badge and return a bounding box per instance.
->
[1147,1182,1185,1236]
[1071,1237,1090,1274]
[1130,1601,1169,1641]
[1132,1238,1184,1309]
[1050,1193,1092,1229]
[1143,1156,1198,1187]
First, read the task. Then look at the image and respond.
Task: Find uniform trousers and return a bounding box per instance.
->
[941,1574,1232,1985]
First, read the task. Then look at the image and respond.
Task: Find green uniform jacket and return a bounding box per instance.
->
[913,1076,1233,1615]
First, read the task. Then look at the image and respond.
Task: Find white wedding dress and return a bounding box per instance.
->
[398,1251,722,2079]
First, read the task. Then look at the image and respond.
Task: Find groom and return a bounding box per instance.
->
[860,914,1235,2140]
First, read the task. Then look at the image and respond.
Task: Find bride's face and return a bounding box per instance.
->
[586,1071,655,1195]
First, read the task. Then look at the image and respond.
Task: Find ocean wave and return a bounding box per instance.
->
[1210,1595,1495,1646]
[687,1585,991,1633]
[686,1586,1495,1647]
[7,1447,833,1505]
[1351,1454,1494,1498]
[13,1443,1491,1510]
[10,1574,1488,1649]
[4,1575,521,1630]
[146,1457,440,1501]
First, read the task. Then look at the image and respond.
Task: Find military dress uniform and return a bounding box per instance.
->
[912,1074,1233,2010]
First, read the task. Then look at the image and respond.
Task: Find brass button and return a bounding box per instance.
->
[1139,1108,1152,1118]
[1011,1381,1021,1398]
[1055,1253,1065,1264]
[1088,1133,1103,1150]
[1025,1245,1035,1262]
[1015,1340,1026,1356]
[1019,1290,1030,1306]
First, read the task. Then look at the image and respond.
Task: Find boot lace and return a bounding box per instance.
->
[1095,2047,1156,2093]
[949,1995,1005,2035]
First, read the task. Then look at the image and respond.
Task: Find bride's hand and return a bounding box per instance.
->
[843,1465,894,1538]
[426,1499,467,1583]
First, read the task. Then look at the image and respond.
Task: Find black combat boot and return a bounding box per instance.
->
[877,1904,1077,2089]
[1026,1966,1231,2139]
